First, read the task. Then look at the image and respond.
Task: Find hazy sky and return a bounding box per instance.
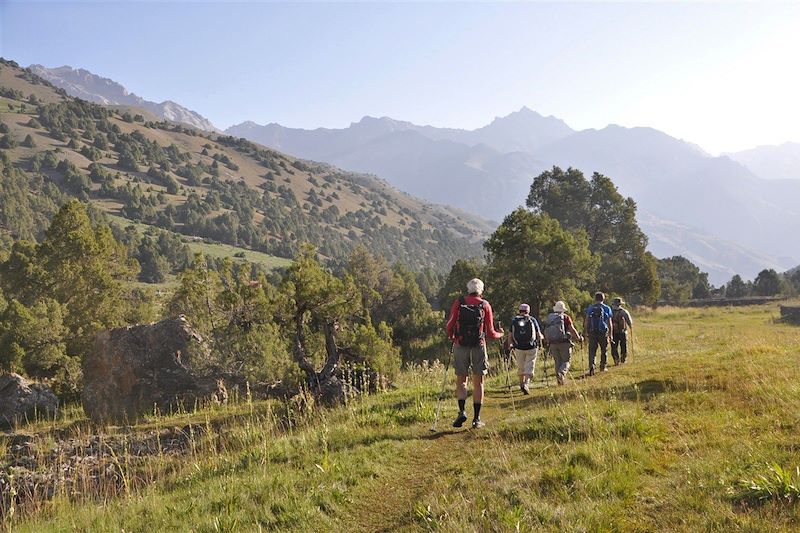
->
[2,1,799,154]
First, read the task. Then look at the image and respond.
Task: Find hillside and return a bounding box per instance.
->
[228,113,800,284]
[638,212,789,281]
[28,64,218,132]
[8,304,800,531]
[0,59,489,272]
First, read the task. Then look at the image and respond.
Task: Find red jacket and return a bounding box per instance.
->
[445,295,504,346]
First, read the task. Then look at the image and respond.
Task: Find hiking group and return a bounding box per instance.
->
[444,278,633,429]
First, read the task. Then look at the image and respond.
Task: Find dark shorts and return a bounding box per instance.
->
[453,344,489,376]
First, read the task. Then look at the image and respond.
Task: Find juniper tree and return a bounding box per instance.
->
[527,166,659,305]
[484,208,597,320]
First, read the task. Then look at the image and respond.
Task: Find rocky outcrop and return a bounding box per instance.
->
[82,317,227,423]
[28,64,219,132]
[0,373,58,428]
[781,305,800,324]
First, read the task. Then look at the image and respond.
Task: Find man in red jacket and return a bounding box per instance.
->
[445,278,504,429]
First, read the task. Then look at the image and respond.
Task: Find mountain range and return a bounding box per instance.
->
[227,114,800,284]
[29,65,218,132]
[25,63,800,284]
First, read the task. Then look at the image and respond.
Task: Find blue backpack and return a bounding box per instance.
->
[587,304,608,334]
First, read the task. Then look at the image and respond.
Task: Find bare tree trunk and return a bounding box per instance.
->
[291,314,347,406]
[319,321,340,380]
[292,313,318,384]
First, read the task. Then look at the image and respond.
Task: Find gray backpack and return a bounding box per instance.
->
[544,312,570,343]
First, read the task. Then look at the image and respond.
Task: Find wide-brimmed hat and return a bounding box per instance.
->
[611,297,624,308]
[518,303,530,313]
[553,301,567,313]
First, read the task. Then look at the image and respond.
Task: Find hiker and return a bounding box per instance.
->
[543,301,583,385]
[584,292,613,375]
[610,297,634,364]
[445,278,504,429]
[509,303,543,395]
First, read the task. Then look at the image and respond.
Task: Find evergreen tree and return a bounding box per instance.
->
[484,208,597,320]
[527,167,659,304]
[753,268,784,296]
[30,200,136,354]
[725,274,749,298]
[656,256,708,303]
[21,134,36,148]
[437,258,484,311]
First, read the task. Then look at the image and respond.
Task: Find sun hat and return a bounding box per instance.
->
[553,301,567,313]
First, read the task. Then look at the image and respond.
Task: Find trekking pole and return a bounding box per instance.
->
[543,345,550,387]
[429,343,454,433]
[499,341,516,413]
[630,329,634,363]
[582,331,588,376]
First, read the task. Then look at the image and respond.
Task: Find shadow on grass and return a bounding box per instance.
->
[489,378,682,411]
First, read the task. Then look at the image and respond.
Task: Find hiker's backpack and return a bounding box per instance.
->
[511,315,538,350]
[587,304,608,334]
[457,296,486,347]
[612,308,628,332]
[544,312,570,343]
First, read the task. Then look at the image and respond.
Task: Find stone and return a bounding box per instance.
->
[81,316,226,423]
[0,373,58,428]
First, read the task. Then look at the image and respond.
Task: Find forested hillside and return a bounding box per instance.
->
[0,58,489,275]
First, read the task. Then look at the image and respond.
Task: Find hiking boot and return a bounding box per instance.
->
[589,366,595,376]
[452,412,467,428]
[600,366,608,372]
[520,384,530,395]
[613,357,619,366]
[471,419,485,429]
[556,374,564,386]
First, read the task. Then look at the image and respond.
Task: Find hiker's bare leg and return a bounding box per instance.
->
[472,373,484,403]
[456,374,468,401]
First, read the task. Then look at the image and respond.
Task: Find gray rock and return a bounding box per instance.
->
[0,373,58,427]
[82,316,226,423]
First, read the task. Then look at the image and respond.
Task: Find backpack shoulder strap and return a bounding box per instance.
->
[459,296,465,306]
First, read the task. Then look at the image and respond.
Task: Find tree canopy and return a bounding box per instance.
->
[484,208,597,320]
[527,166,659,305]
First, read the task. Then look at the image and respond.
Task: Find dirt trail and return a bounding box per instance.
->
[340,429,467,532]
[340,383,516,532]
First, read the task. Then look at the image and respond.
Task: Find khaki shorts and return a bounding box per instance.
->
[453,344,489,376]
[514,347,538,375]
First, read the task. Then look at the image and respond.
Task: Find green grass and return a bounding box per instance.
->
[8,304,800,531]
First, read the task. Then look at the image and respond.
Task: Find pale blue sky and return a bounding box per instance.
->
[2,1,799,154]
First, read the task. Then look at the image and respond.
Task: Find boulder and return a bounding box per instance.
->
[82,316,226,423]
[317,376,348,407]
[0,373,58,428]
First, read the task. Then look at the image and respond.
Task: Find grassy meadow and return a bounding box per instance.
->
[6,303,800,532]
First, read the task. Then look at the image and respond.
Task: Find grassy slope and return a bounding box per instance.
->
[13,304,800,532]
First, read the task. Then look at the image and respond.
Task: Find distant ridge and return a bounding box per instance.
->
[228,113,800,284]
[29,64,218,132]
[726,142,800,181]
